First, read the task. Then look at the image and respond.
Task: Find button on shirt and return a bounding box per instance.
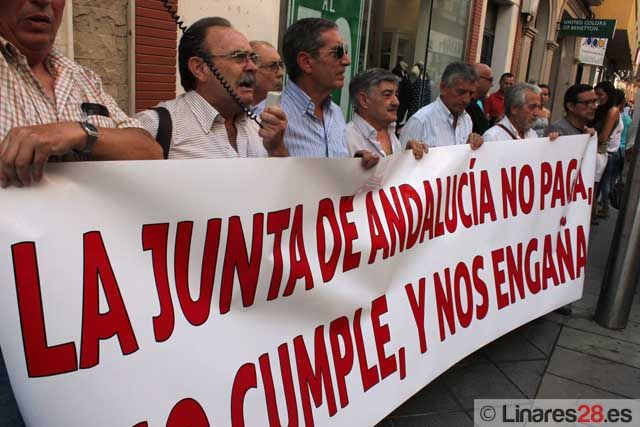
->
[346,113,402,156]
[400,97,473,147]
[279,81,349,158]
[483,116,538,142]
[0,36,142,161]
[135,91,267,159]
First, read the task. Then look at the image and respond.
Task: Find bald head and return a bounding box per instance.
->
[473,63,493,99]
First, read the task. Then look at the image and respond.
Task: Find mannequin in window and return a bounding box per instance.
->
[392,61,411,127]
[407,62,431,119]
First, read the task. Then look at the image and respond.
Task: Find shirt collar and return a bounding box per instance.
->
[436,96,468,125]
[284,80,331,117]
[352,113,396,139]
[0,35,78,75]
[500,116,524,138]
[185,90,237,134]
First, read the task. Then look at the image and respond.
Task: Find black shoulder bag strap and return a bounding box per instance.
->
[152,107,172,159]
[496,123,518,140]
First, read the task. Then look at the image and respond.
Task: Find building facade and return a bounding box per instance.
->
[53,0,635,119]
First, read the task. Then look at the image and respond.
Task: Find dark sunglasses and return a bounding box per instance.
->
[311,43,348,59]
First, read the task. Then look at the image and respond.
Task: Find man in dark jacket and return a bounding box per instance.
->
[466,63,493,135]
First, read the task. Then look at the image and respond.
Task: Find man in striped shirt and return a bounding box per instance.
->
[400,62,484,150]
[136,17,288,159]
[0,0,162,188]
[277,18,378,169]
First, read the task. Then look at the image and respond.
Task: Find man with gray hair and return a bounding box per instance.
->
[346,68,427,158]
[400,61,484,149]
[250,40,283,106]
[483,83,541,141]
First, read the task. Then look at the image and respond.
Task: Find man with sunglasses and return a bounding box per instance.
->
[275,18,379,168]
[136,17,288,159]
[250,40,284,106]
[466,63,493,135]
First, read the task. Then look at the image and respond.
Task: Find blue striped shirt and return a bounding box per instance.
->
[278,81,349,158]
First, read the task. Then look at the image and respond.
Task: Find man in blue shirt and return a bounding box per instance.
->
[279,18,378,168]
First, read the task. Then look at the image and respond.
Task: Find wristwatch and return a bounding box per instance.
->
[76,120,99,155]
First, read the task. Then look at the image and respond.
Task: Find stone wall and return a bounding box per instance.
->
[73,0,131,114]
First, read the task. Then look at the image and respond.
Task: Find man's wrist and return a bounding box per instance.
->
[267,144,288,157]
[265,136,288,157]
[74,121,99,155]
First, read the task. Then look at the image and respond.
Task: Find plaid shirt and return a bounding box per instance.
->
[0,36,142,161]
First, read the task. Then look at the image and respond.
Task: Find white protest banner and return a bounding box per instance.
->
[0,135,595,427]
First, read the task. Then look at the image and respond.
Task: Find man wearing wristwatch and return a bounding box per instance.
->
[0,0,162,188]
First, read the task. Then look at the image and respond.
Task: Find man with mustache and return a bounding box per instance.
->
[136,17,287,159]
[0,0,162,188]
[346,68,427,158]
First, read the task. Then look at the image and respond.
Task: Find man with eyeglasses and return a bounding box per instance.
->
[275,17,379,168]
[466,63,493,135]
[136,17,288,159]
[546,84,597,137]
[250,40,284,106]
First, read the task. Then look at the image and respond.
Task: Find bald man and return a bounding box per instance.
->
[466,63,493,135]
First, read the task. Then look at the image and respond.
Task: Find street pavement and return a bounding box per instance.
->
[1,210,639,427]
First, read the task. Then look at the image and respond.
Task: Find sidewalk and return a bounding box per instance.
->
[1,212,639,427]
[379,209,640,426]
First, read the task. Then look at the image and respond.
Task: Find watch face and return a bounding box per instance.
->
[85,122,98,134]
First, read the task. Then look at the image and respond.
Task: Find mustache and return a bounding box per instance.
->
[237,73,256,88]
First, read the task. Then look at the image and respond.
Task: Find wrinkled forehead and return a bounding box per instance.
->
[318,28,343,48]
[577,90,597,101]
[206,26,251,52]
[525,90,541,103]
[254,43,280,61]
[377,79,399,89]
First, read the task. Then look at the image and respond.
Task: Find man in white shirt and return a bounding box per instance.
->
[346,68,427,159]
[135,17,287,159]
[400,61,483,150]
[483,83,541,142]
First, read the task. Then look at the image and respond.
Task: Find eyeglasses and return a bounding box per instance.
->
[311,43,348,59]
[259,61,284,72]
[479,76,493,83]
[210,51,261,66]
[575,99,598,106]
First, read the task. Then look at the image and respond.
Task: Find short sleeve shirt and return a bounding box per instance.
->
[0,36,142,161]
[135,91,268,159]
